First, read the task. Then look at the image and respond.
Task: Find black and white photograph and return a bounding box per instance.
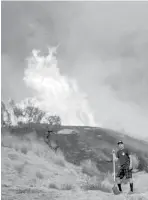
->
[1,1,148,199]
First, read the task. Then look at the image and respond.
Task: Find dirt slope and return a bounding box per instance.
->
[8,125,148,172]
[1,128,148,200]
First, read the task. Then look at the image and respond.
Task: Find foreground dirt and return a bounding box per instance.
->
[2,184,148,200]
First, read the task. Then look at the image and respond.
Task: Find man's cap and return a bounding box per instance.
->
[117,140,123,145]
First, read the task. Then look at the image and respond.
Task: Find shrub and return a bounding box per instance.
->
[20,145,28,154]
[14,145,19,151]
[51,150,65,167]
[8,153,19,161]
[61,183,73,190]
[81,176,111,193]
[81,160,100,177]
[131,154,140,170]
[14,163,25,174]
[1,135,14,148]
[36,171,44,179]
[49,183,59,189]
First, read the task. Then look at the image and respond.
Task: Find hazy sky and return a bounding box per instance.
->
[1,2,148,138]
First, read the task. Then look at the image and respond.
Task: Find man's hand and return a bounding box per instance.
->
[129,155,133,170]
[112,149,115,154]
[112,149,116,161]
[112,149,118,162]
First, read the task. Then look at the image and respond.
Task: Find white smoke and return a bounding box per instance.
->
[23,47,99,126]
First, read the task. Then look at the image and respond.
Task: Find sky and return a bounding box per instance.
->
[1,2,148,138]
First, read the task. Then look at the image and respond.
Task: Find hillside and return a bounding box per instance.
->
[1,126,148,200]
[6,124,148,173]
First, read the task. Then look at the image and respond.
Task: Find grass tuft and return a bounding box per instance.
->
[36,171,44,179]
[20,145,28,154]
[48,183,59,189]
[81,159,100,177]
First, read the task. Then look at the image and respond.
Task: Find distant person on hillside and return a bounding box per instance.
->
[44,130,59,152]
[112,140,133,194]
[44,130,52,144]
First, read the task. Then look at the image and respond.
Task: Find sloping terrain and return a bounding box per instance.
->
[7,124,148,173]
[1,127,148,200]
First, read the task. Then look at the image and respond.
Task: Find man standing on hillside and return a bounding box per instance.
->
[112,140,133,194]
